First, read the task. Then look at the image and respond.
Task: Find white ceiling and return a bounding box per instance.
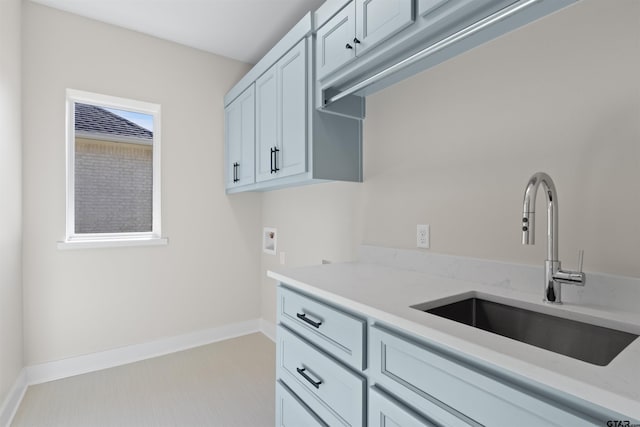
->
[29,0,326,64]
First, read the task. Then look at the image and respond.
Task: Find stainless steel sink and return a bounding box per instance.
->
[414,297,638,366]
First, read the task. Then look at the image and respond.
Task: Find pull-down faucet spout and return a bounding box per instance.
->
[522,172,585,304]
[522,172,558,260]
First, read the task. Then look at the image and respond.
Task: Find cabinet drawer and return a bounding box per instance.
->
[276,380,327,426]
[277,326,365,426]
[278,286,366,370]
[369,326,600,427]
[369,386,475,427]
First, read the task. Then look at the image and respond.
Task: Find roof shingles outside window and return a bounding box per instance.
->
[75,103,153,140]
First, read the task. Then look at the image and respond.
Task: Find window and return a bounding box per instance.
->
[61,89,165,248]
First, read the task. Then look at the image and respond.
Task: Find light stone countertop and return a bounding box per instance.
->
[268,259,640,420]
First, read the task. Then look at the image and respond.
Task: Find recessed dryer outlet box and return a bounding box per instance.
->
[263,227,277,255]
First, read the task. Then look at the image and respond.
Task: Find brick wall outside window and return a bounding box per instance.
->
[74,138,152,233]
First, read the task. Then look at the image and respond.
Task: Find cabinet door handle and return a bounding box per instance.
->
[296,367,322,389]
[345,43,353,49]
[296,312,322,328]
[270,147,274,174]
[353,37,361,44]
[273,147,280,173]
[233,162,239,183]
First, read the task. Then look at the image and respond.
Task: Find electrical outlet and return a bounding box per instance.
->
[417,224,430,248]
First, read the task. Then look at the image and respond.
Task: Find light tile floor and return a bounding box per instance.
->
[12,333,275,427]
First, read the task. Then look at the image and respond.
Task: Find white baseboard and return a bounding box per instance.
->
[26,318,262,385]
[260,319,276,342]
[2,317,276,426]
[0,369,27,427]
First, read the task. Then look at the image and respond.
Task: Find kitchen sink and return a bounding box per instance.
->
[413,296,638,366]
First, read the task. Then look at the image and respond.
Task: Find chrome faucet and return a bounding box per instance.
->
[521,172,585,304]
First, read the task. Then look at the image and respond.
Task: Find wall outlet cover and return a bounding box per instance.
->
[417,224,430,249]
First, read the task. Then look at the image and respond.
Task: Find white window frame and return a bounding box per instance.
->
[59,89,167,249]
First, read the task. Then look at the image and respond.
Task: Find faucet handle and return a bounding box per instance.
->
[553,250,586,286]
[577,249,584,273]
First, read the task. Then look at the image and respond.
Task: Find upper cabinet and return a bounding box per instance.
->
[224,13,362,194]
[316,5,357,80]
[255,66,278,183]
[315,0,577,113]
[417,0,448,16]
[225,0,579,193]
[256,39,307,183]
[224,84,255,189]
[355,0,415,56]
[317,0,415,80]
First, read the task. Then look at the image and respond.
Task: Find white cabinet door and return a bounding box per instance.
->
[317,0,414,80]
[276,38,307,179]
[256,39,308,183]
[224,84,255,189]
[316,3,357,80]
[255,67,277,183]
[355,0,415,56]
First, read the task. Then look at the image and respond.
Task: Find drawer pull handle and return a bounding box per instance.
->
[296,312,322,328]
[296,367,322,389]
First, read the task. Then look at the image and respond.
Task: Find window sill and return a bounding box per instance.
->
[57,237,168,250]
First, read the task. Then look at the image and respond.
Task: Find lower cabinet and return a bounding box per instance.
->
[276,325,365,426]
[278,285,366,370]
[275,284,625,427]
[369,385,486,427]
[276,380,327,427]
[369,386,475,427]
[369,326,603,427]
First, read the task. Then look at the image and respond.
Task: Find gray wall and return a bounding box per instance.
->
[17,0,640,369]
[0,0,24,411]
[22,2,261,365]
[261,0,640,324]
